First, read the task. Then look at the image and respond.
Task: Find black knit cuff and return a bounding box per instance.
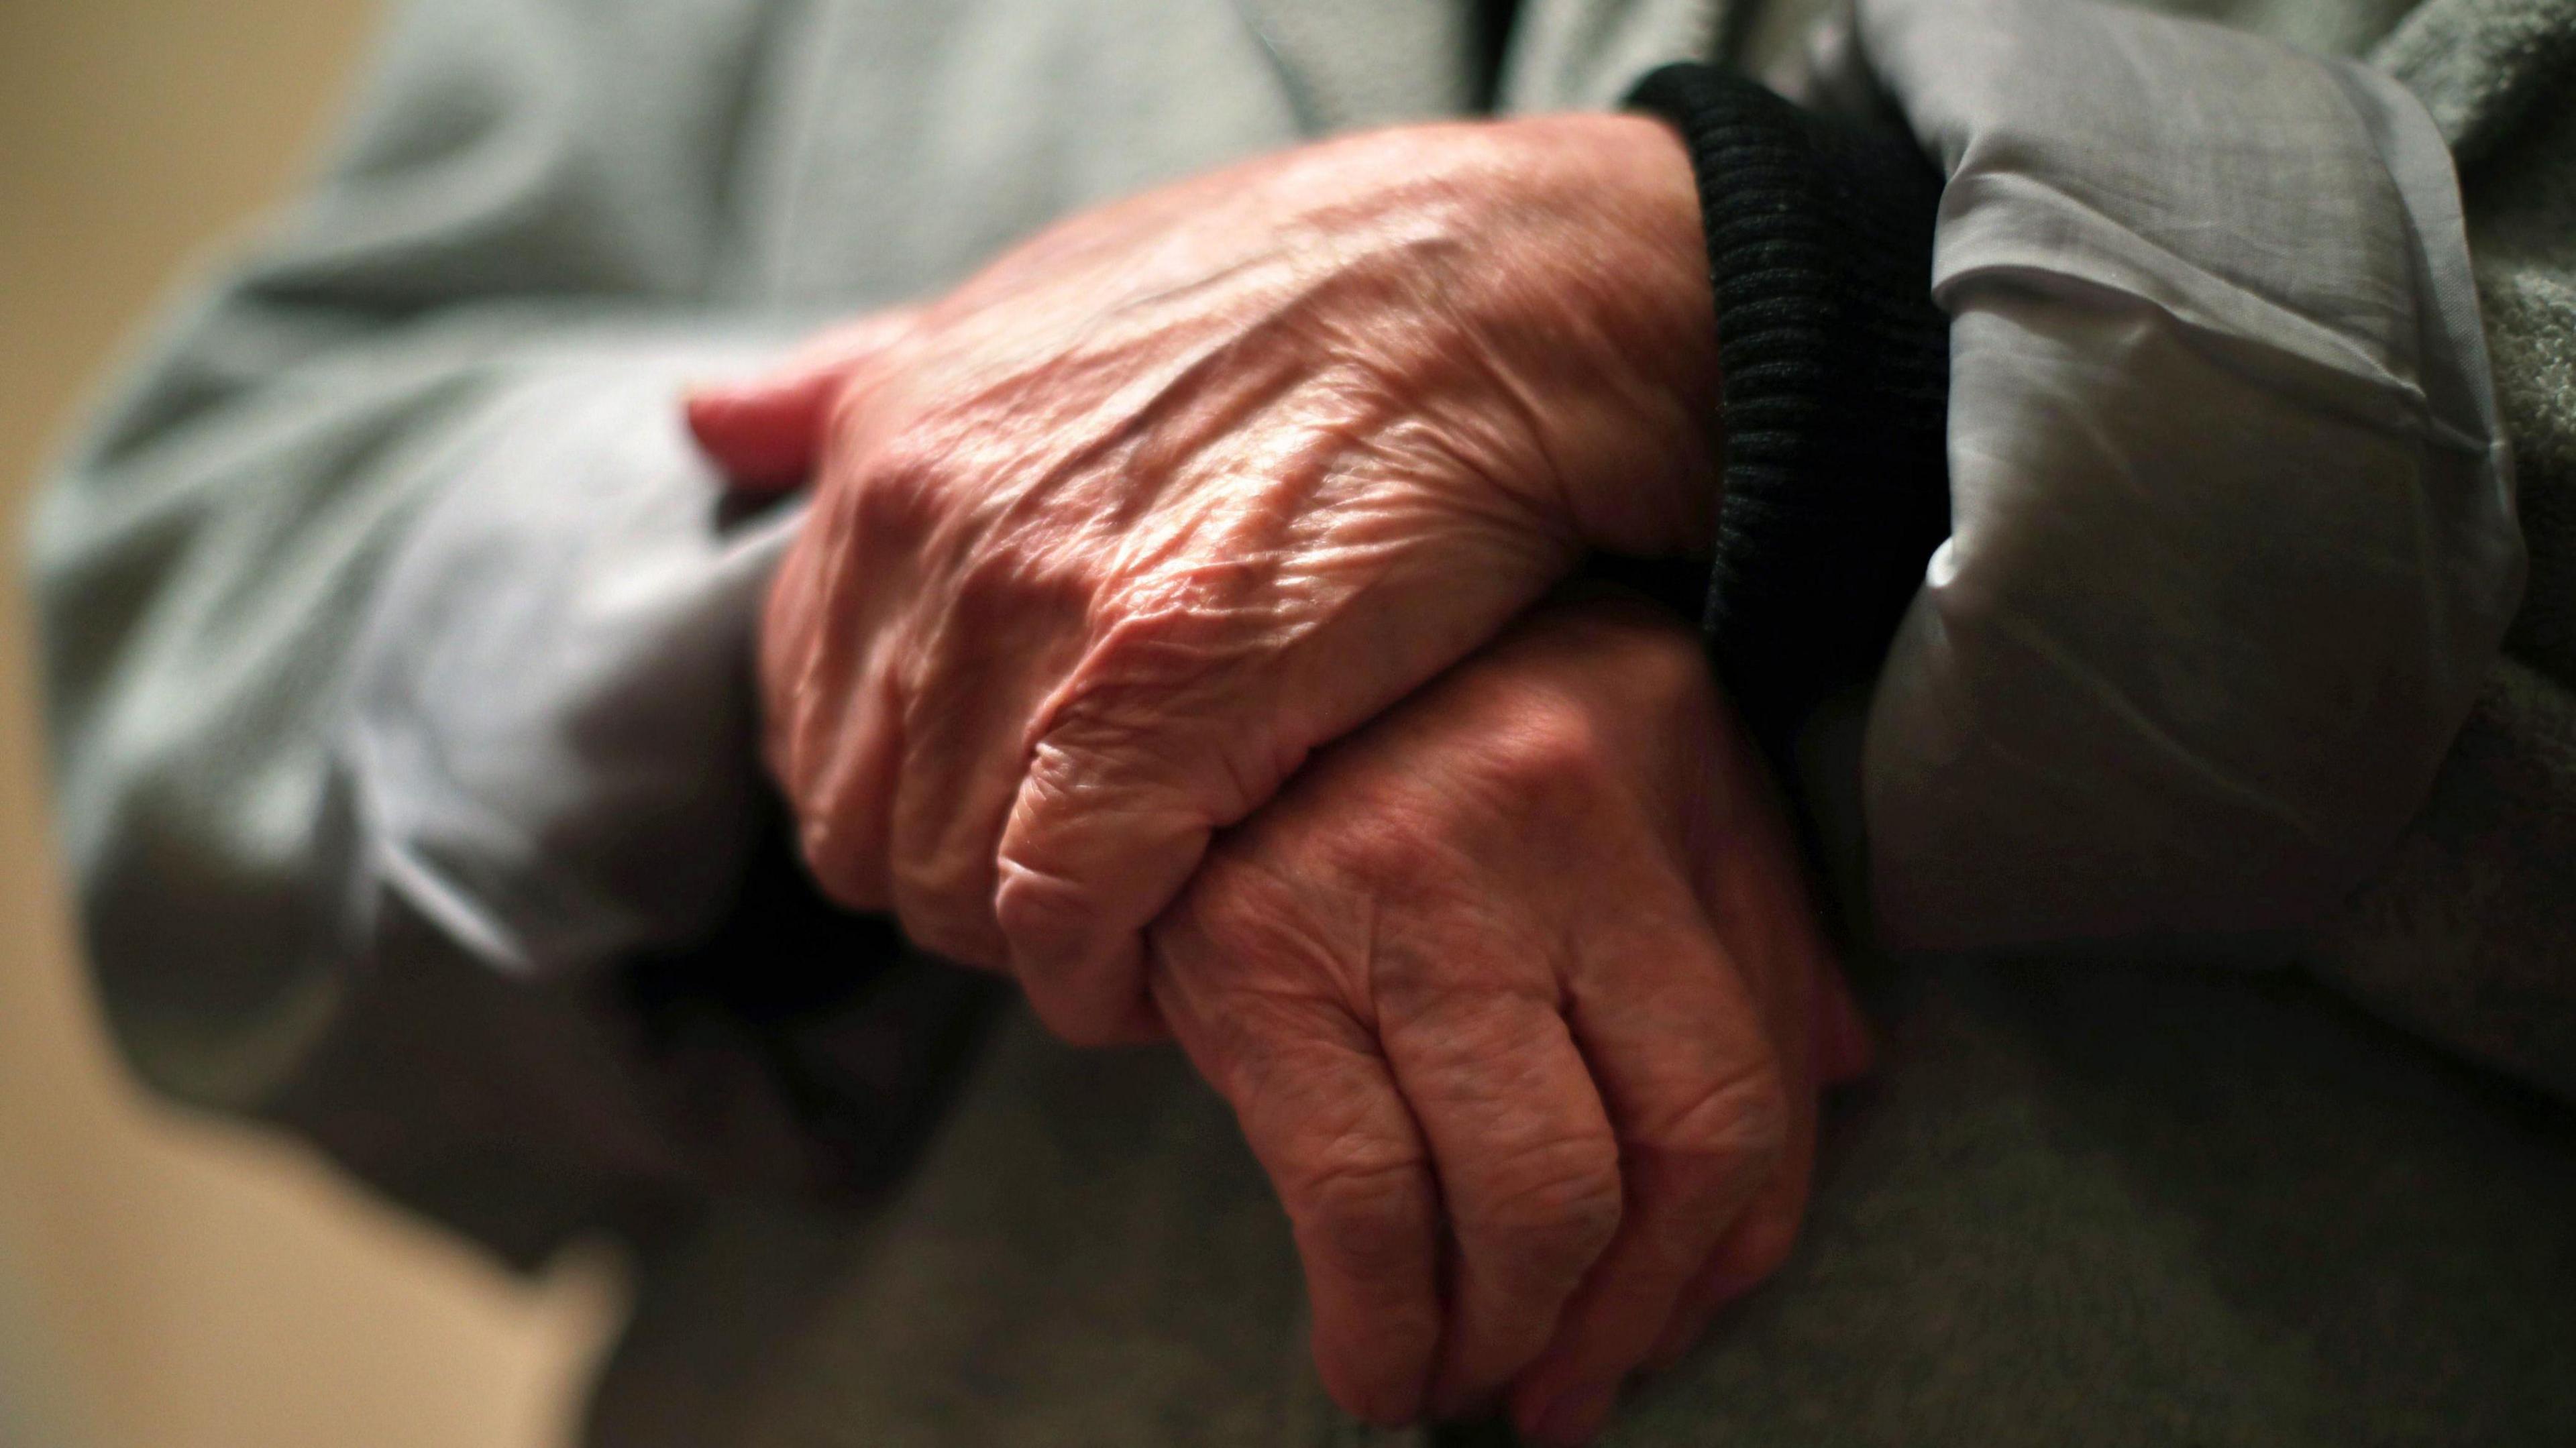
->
[1627,63,1951,761]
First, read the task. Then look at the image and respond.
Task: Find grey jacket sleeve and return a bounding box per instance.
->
[27,0,850,1260]
[1817,0,2571,1109]
[1833,0,2521,951]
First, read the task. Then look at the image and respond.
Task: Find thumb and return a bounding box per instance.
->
[686,307,921,494]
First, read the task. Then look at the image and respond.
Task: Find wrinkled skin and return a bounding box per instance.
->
[688,119,1862,1443]
[688,115,1721,1046]
[1147,594,1866,1445]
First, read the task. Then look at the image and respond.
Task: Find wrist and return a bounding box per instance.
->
[1478,113,1725,556]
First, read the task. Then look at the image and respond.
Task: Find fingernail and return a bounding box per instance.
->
[1528,1384,1617,1447]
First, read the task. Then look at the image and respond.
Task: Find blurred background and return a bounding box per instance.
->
[0,1,620,1443]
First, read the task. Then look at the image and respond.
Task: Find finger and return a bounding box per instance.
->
[796,655,907,913]
[686,380,835,494]
[769,492,906,913]
[1616,909,1833,1384]
[756,519,831,783]
[685,309,920,493]
[1638,1089,1819,1376]
[991,498,1575,1049]
[1703,809,1869,1091]
[1577,706,1843,1385]
[994,736,1219,1046]
[883,575,1095,971]
[1149,958,1443,1427]
[1632,935,1831,1380]
[1496,908,1789,1444]
[1377,987,1623,1421]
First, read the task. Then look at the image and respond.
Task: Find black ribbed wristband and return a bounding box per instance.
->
[1626,63,1952,761]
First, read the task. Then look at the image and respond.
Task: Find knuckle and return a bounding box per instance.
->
[1655,1061,1792,1178]
[1465,1133,1625,1269]
[1290,1156,1434,1275]
[1179,852,1295,954]
[1311,801,1454,906]
[1022,653,1208,812]
[1589,608,1713,700]
[1030,577,1307,829]
[839,424,952,541]
[1167,851,1352,1000]
[1078,569,1285,713]
[1023,704,1161,791]
[997,742,1211,935]
[1478,685,1619,809]
[990,853,1099,960]
[1055,623,1212,742]
[951,543,1092,636]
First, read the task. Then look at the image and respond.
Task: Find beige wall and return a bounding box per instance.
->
[0,2,620,1445]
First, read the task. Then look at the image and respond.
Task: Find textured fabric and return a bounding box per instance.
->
[2295,0,2576,1107]
[1497,0,1727,111]
[30,0,800,1120]
[2385,0,2576,687]
[2375,0,2576,168]
[1626,63,1952,764]
[1597,956,2576,1448]
[2320,657,2576,1104]
[576,966,2576,1448]
[28,0,1444,1240]
[345,341,792,980]
[1228,0,1484,133]
[1849,0,2520,949]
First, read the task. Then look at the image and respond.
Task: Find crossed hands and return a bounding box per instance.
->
[689,115,1867,1446]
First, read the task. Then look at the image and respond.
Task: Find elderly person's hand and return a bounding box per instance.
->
[687,115,1717,1045]
[1146,593,1868,1445]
